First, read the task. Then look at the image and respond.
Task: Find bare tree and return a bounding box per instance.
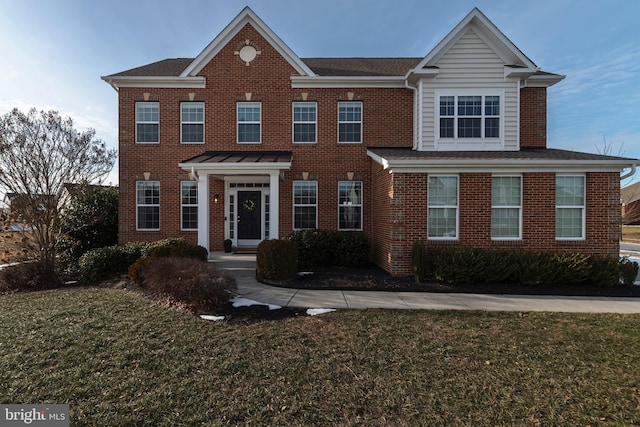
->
[0,108,116,272]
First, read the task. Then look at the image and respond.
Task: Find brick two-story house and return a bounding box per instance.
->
[102,7,636,276]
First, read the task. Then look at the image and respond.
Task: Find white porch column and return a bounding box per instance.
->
[197,173,210,253]
[269,171,280,239]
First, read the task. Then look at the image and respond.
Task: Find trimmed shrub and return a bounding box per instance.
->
[150,242,208,261]
[142,257,235,312]
[586,256,621,287]
[336,232,370,267]
[79,245,132,284]
[0,261,61,291]
[256,239,298,281]
[290,230,371,270]
[619,257,639,286]
[411,241,428,283]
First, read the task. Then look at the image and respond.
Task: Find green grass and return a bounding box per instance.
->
[1,287,640,426]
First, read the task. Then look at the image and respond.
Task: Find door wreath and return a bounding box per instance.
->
[243,198,256,212]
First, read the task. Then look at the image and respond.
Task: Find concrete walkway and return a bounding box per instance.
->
[209,252,640,314]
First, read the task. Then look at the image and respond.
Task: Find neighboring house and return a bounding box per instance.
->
[621,182,640,225]
[2,192,49,215]
[102,7,636,276]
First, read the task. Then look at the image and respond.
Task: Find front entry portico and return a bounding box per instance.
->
[179,151,292,253]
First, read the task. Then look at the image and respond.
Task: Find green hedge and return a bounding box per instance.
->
[290,230,370,270]
[256,239,298,281]
[410,244,638,288]
[79,238,207,283]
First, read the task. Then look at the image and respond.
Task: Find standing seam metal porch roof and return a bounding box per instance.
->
[181,151,292,165]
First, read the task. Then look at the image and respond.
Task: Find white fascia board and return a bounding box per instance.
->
[179,162,292,175]
[368,155,634,174]
[524,73,566,88]
[291,76,406,88]
[181,7,315,78]
[405,68,439,86]
[101,76,206,90]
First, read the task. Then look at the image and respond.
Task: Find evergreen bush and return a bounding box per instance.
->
[256,239,298,281]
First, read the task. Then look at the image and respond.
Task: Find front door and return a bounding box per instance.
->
[237,191,261,241]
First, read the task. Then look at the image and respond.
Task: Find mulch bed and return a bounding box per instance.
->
[266,265,640,297]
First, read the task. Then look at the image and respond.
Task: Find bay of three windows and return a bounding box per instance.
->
[427,175,585,241]
[135,101,362,144]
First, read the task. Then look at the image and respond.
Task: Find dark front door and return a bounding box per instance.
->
[238,191,261,240]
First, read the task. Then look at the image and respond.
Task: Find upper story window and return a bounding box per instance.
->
[293,102,317,143]
[237,102,261,143]
[136,102,159,144]
[438,94,501,140]
[181,102,204,144]
[338,101,362,143]
[556,175,585,240]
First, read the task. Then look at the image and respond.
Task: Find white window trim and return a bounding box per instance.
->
[135,101,159,144]
[337,181,363,231]
[180,102,204,144]
[338,101,363,144]
[180,181,198,231]
[237,101,262,144]
[555,174,586,241]
[491,175,522,241]
[292,180,318,230]
[292,102,317,144]
[136,181,160,231]
[434,90,504,149]
[427,175,459,240]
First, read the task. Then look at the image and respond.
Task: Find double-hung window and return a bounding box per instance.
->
[237,102,261,143]
[293,181,317,230]
[136,181,160,230]
[181,102,204,143]
[180,181,198,230]
[438,94,501,140]
[338,101,362,143]
[491,176,522,239]
[338,181,362,230]
[136,102,159,143]
[556,175,585,239]
[428,176,458,239]
[293,102,317,143]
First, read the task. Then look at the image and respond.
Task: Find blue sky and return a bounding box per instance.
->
[1,0,638,185]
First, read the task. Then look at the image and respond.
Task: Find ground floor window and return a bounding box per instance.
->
[180,181,197,230]
[293,181,317,229]
[491,176,521,239]
[338,181,362,230]
[556,175,585,239]
[136,181,159,230]
[428,175,458,239]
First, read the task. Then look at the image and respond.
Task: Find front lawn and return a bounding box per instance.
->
[1,287,639,426]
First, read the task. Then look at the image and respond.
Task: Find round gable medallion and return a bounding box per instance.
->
[239,45,257,64]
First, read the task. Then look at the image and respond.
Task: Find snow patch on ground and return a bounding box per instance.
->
[306,308,336,316]
[231,296,282,311]
[200,315,225,322]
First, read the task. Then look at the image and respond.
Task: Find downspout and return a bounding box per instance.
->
[404,75,419,150]
[621,164,637,180]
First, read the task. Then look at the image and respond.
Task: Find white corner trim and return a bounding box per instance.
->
[181,7,315,78]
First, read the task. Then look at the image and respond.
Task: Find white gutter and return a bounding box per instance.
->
[621,163,637,180]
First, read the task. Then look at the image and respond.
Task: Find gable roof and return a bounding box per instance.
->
[102,7,563,89]
[180,6,315,77]
[414,7,537,72]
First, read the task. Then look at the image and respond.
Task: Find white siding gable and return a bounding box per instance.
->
[416,27,521,152]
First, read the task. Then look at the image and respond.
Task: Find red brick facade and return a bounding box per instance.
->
[108,9,629,277]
